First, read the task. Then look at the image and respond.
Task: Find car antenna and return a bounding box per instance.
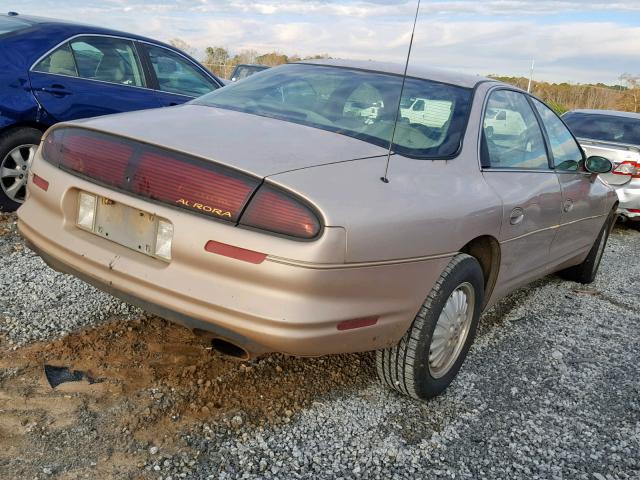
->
[381,0,421,184]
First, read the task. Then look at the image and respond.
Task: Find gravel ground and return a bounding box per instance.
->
[1,212,639,479]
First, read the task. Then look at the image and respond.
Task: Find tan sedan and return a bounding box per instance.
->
[18,60,617,400]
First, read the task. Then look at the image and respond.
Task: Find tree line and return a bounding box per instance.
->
[489,74,639,115]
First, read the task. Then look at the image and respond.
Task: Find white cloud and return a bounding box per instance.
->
[16,0,640,84]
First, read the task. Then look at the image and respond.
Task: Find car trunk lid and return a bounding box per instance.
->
[67,104,388,178]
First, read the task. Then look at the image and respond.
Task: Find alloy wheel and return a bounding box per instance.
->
[0,144,37,204]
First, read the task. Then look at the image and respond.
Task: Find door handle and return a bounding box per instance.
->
[563,199,574,213]
[510,207,525,225]
[40,85,72,97]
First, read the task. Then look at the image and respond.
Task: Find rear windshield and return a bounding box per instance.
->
[0,16,31,36]
[195,63,472,158]
[233,65,268,80]
[563,112,640,146]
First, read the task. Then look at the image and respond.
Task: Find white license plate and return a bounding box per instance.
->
[76,191,173,261]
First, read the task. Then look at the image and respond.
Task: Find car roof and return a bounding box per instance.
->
[301,59,492,88]
[567,109,640,120]
[1,12,175,46]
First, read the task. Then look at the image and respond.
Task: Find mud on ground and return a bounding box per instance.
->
[0,316,373,479]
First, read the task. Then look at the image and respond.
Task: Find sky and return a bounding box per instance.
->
[7,0,640,84]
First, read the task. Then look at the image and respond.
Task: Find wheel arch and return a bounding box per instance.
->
[460,235,501,308]
[0,121,49,138]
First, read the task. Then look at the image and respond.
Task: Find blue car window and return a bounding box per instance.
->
[33,43,79,77]
[69,36,146,87]
[146,44,217,97]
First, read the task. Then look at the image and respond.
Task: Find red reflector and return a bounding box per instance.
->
[240,184,321,239]
[32,174,49,191]
[629,209,640,213]
[204,240,267,264]
[337,316,379,331]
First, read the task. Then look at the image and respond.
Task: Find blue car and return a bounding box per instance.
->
[0,12,223,211]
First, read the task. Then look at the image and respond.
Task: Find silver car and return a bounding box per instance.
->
[563,109,640,223]
[18,60,617,400]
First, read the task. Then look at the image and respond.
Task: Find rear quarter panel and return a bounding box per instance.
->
[268,82,502,263]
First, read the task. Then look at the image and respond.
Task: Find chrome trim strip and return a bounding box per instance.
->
[29,33,220,95]
[499,213,606,244]
[266,252,456,270]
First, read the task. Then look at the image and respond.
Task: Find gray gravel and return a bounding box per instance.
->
[0,214,141,346]
[1,213,639,479]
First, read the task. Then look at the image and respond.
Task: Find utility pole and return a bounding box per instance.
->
[527,59,535,93]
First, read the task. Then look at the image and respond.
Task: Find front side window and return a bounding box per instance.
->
[482,90,549,170]
[146,45,218,97]
[532,99,583,171]
[69,36,145,87]
[195,64,472,158]
[33,43,78,77]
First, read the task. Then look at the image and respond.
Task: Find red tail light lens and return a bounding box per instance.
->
[612,161,640,178]
[240,184,321,239]
[42,128,260,222]
[131,151,257,221]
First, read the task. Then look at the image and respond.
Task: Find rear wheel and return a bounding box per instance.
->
[559,210,616,284]
[376,254,484,400]
[0,127,42,211]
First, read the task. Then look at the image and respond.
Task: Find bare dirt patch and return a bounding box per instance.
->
[0,316,374,478]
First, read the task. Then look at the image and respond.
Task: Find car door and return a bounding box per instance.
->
[29,35,159,123]
[139,43,221,106]
[531,98,610,262]
[480,89,562,293]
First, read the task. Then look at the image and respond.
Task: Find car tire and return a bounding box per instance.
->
[0,127,42,212]
[376,253,484,400]
[485,126,494,138]
[559,210,616,284]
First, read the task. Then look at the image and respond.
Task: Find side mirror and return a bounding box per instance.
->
[585,156,613,174]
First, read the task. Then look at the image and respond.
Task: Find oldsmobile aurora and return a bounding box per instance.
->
[18,61,617,399]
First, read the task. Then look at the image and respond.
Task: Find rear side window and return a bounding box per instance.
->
[0,16,30,36]
[563,112,640,146]
[33,43,79,77]
[482,90,549,170]
[146,44,218,97]
[532,99,583,171]
[69,36,145,87]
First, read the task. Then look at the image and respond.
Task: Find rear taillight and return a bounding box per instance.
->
[131,150,257,222]
[612,161,640,178]
[42,128,260,222]
[239,184,321,239]
[42,127,322,240]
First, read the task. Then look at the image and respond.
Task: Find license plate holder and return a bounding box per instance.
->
[94,198,159,256]
[76,192,171,261]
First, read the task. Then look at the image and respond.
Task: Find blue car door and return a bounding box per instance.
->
[29,35,159,123]
[139,43,221,106]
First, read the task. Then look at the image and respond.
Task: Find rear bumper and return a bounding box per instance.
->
[614,179,640,220]
[18,159,451,357]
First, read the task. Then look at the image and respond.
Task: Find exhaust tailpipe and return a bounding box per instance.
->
[210,338,251,361]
